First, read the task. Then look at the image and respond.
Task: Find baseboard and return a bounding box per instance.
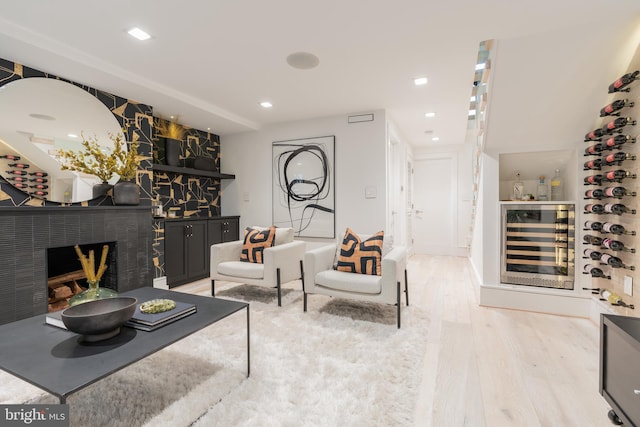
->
[153,276,168,290]
[479,284,591,317]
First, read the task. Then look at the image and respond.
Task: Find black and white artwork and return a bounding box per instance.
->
[272,136,335,238]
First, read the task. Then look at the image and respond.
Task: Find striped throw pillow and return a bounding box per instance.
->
[240,226,275,263]
[336,228,384,275]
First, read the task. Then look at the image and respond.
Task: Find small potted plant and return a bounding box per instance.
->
[112,134,141,205]
[155,116,185,167]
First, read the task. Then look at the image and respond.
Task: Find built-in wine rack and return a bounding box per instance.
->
[582,63,640,312]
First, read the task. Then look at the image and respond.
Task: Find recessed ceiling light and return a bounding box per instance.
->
[128,27,151,41]
[260,101,273,108]
[286,52,320,70]
[414,77,428,86]
[475,63,485,71]
[431,137,440,141]
[424,112,436,118]
[67,133,78,138]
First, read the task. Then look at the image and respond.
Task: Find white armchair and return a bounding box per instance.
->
[210,227,305,306]
[303,242,409,328]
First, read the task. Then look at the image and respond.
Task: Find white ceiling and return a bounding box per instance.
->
[1,1,640,148]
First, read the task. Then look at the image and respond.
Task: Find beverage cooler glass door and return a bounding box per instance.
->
[500,203,575,289]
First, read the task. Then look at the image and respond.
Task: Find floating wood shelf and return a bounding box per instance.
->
[152,164,235,179]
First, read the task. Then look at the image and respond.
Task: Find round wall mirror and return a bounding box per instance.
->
[0,77,124,203]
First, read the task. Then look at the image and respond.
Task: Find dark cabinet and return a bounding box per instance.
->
[208,218,240,246]
[165,220,208,287]
[600,314,640,426]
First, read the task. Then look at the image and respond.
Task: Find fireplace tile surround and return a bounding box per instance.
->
[0,207,153,325]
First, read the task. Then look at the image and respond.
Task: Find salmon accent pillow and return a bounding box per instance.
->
[335,228,384,275]
[240,226,275,263]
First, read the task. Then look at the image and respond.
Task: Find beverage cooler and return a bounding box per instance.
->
[500,203,575,290]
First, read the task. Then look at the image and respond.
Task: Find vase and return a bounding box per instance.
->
[68,279,118,306]
[92,182,114,199]
[165,138,182,166]
[113,181,140,205]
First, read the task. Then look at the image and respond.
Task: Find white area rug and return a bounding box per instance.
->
[0,284,429,427]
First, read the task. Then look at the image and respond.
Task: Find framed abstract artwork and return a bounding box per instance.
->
[272,135,335,238]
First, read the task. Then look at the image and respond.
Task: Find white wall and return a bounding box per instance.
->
[221,110,388,243]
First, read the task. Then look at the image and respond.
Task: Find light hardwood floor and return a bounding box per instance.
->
[176,254,612,427]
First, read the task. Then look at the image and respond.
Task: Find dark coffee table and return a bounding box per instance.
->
[0,287,249,403]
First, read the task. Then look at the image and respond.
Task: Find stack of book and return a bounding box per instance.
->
[125,300,197,331]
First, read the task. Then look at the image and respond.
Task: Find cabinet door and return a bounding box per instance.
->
[186,220,208,280]
[165,222,188,286]
[224,218,240,242]
[208,220,223,246]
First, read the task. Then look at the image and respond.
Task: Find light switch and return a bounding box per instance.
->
[243,191,251,202]
[365,186,377,199]
[624,275,633,296]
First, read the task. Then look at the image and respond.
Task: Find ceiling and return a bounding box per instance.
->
[1,1,640,148]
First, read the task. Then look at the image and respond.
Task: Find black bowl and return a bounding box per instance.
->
[62,297,137,342]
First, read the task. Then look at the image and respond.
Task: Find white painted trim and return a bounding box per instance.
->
[479,284,591,317]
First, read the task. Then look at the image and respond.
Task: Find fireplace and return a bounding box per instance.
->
[47,241,117,312]
[0,206,153,325]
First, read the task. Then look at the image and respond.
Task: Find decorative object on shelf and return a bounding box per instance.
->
[185,156,215,171]
[68,244,118,306]
[550,168,563,200]
[139,299,176,314]
[511,172,524,200]
[61,296,138,342]
[156,116,186,167]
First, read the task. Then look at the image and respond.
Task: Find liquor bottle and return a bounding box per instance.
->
[584,234,604,245]
[585,143,604,155]
[29,177,48,184]
[584,174,603,185]
[583,264,609,278]
[608,70,639,93]
[604,186,636,198]
[603,203,636,215]
[601,117,637,134]
[511,172,524,200]
[603,134,636,149]
[600,289,635,309]
[583,159,602,170]
[602,238,635,253]
[550,169,563,201]
[584,128,604,141]
[6,176,28,183]
[600,99,635,116]
[537,176,548,201]
[584,220,603,231]
[584,204,605,214]
[602,222,636,236]
[28,171,48,177]
[601,253,634,270]
[0,154,21,161]
[603,169,637,182]
[7,163,29,169]
[584,189,604,199]
[29,184,49,190]
[5,170,27,176]
[583,248,602,260]
[603,151,636,165]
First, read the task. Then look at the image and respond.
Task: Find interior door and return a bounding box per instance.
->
[412,154,457,255]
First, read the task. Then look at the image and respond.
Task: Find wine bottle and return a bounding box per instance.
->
[583,159,602,170]
[600,99,635,116]
[584,204,604,214]
[585,143,603,155]
[600,289,635,309]
[28,172,48,177]
[7,163,29,169]
[13,183,29,189]
[608,70,639,93]
[29,184,48,190]
[584,189,604,199]
[603,151,636,165]
[601,253,634,270]
[585,128,604,141]
[583,248,602,260]
[583,264,609,278]
[602,222,636,236]
[584,175,603,185]
[602,117,637,134]
[603,134,636,149]
[0,154,21,161]
[602,238,635,253]
[5,170,27,176]
[584,234,604,245]
[30,190,48,196]
[603,203,636,215]
[603,186,637,198]
[6,176,28,182]
[603,169,637,182]
[584,220,603,231]
[29,177,48,184]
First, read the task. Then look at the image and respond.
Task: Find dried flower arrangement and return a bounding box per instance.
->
[74,244,109,283]
[156,116,186,141]
[59,132,140,182]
